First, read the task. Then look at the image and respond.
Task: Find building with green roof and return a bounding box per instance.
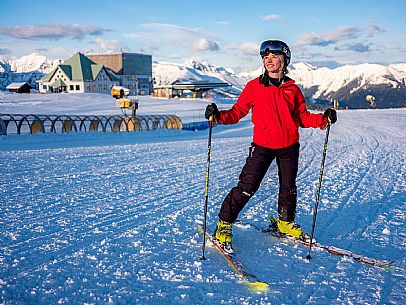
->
[87,52,153,95]
[38,52,120,94]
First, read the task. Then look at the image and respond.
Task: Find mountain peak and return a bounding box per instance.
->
[291,62,318,71]
[3,52,59,74]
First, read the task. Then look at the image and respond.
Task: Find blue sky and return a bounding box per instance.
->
[0,0,405,72]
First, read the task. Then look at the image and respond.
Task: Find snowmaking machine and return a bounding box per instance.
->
[111,86,139,116]
[366,95,377,109]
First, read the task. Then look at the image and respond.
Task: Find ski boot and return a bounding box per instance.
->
[214,219,234,254]
[269,216,311,242]
[277,219,304,239]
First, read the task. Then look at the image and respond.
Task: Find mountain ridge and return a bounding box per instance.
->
[1,53,405,108]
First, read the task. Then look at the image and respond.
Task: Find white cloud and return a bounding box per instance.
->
[95,38,127,53]
[298,25,360,46]
[261,14,282,21]
[192,38,219,52]
[213,21,230,25]
[236,42,259,56]
[367,22,386,37]
[0,24,108,40]
[334,42,372,53]
[125,23,220,54]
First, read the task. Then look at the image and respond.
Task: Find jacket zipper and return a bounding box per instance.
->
[274,87,284,146]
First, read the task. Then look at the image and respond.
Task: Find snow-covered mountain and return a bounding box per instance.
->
[241,62,406,108]
[291,62,406,108]
[152,60,245,98]
[1,53,406,108]
[155,60,406,108]
[0,53,61,91]
[0,53,60,74]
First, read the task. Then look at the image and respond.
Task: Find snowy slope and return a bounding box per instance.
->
[0,95,405,304]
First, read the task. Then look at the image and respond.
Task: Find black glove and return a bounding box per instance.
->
[323,108,337,124]
[205,103,220,120]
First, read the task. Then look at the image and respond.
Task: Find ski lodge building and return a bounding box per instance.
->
[6,82,34,93]
[38,52,153,95]
[153,81,230,98]
[38,52,120,94]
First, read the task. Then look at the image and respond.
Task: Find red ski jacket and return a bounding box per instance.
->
[218,77,328,149]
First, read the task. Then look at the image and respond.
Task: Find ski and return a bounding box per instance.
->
[235,219,394,269]
[197,225,269,292]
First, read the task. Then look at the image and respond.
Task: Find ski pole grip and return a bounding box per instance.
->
[208,115,213,122]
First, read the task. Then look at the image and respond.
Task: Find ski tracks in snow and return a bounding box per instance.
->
[0,109,405,304]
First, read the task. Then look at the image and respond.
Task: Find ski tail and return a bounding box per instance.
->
[235,220,394,269]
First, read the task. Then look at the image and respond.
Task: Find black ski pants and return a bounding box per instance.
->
[218,142,300,223]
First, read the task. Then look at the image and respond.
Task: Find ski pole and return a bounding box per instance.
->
[306,124,331,260]
[201,115,214,260]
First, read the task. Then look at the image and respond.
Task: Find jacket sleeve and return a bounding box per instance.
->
[218,81,254,125]
[295,89,329,129]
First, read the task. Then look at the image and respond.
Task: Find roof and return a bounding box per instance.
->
[6,82,34,89]
[40,69,55,82]
[91,64,104,80]
[105,68,121,81]
[63,52,97,81]
[40,52,113,83]
[50,79,67,87]
[59,64,72,79]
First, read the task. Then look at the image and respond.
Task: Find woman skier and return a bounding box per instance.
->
[205,39,337,252]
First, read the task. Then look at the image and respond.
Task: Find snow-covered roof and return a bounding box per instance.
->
[5,82,33,89]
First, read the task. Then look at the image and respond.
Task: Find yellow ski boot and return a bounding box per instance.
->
[277,219,304,239]
[214,219,233,253]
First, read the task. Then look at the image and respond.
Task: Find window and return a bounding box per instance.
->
[70,85,74,91]
[76,85,80,90]
[43,85,47,90]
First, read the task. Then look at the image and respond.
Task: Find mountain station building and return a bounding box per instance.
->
[87,52,153,95]
[38,52,153,95]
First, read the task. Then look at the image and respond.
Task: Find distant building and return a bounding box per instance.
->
[153,81,230,98]
[87,52,153,95]
[6,82,34,93]
[37,52,120,94]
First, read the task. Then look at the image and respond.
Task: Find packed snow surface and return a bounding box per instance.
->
[0,93,405,304]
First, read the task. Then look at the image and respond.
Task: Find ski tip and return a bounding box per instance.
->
[379,261,396,270]
[246,281,270,293]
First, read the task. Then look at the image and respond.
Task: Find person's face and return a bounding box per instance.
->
[263,53,284,74]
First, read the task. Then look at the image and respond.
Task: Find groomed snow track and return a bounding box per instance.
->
[0,109,405,304]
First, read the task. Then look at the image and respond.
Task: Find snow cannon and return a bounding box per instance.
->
[111,86,139,115]
[111,86,130,99]
[365,95,376,109]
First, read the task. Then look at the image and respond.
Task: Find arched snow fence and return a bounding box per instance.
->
[0,114,183,135]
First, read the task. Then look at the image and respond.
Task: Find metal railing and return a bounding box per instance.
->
[0,113,183,135]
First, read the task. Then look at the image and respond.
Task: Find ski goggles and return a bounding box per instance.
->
[259,40,290,58]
